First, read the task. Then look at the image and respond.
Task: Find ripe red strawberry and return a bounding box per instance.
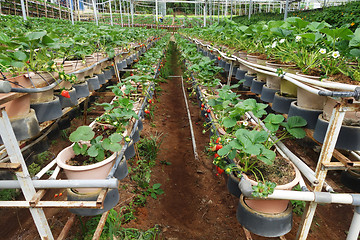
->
[217,56,221,60]
[201,103,204,107]
[216,144,223,150]
[206,109,211,113]
[148,99,152,104]
[216,166,224,175]
[61,90,70,98]
[130,73,134,76]
[214,153,219,158]
[215,137,221,144]
[144,109,150,114]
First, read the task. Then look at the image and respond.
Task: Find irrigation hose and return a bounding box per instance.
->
[180,76,199,161]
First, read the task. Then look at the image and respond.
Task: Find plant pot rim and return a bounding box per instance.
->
[242,159,301,190]
[56,144,118,171]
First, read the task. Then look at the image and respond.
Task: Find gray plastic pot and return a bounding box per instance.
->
[87,76,100,91]
[67,188,119,216]
[59,87,78,108]
[0,109,40,144]
[132,129,140,143]
[30,96,63,123]
[114,156,129,180]
[74,82,90,99]
[124,143,136,160]
[341,169,360,193]
[236,194,293,237]
[96,73,106,85]
[104,69,113,80]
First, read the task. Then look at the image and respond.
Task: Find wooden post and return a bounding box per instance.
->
[25,0,29,17]
[44,0,47,18]
[59,1,62,19]
[36,1,39,17]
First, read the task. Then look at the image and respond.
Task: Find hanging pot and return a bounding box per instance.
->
[341,169,360,193]
[114,156,129,180]
[288,102,322,129]
[73,82,90,99]
[59,87,78,108]
[0,109,40,144]
[66,188,119,216]
[271,92,297,114]
[30,96,63,122]
[56,144,118,193]
[87,76,100,91]
[313,114,360,151]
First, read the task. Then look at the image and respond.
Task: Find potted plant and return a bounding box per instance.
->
[56,125,123,193]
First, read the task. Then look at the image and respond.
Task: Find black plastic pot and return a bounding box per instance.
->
[243,74,255,87]
[58,116,71,130]
[74,82,90,99]
[137,119,144,131]
[0,109,40,144]
[313,114,360,151]
[30,96,63,123]
[224,62,231,72]
[250,79,265,95]
[67,188,119,216]
[219,60,226,69]
[232,66,239,77]
[260,86,279,103]
[236,194,293,237]
[341,170,360,193]
[235,69,247,81]
[227,173,241,198]
[271,92,297,114]
[288,101,322,129]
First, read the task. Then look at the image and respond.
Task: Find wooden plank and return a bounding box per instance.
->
[322,162,346,170]
[57,214,76,240]
[242,226,253,240]
[92,211,110,240]
[29,189,46,207]
[0,93,27,105]
[96,189,108,207]
[0,162,21,171]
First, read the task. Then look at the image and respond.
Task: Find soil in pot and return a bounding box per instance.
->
[243,156,298,214]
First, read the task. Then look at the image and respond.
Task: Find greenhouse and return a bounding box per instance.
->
[0,0,359,239]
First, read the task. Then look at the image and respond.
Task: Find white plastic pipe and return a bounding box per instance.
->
[109,0,114,26]
[92,0,99,26]
[33,159,57,180]
[347,207,360,240]
[0,179,119,189]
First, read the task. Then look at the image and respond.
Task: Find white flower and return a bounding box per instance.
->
[295,35,302,42]
[242,121,249,127]
[319,48,327,54]
[271,41,277,48]
[264,45,270,49]
[332,51,340,59]
[279,39,285,44]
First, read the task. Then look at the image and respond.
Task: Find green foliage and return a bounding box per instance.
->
[69,126,123,164]
[0,189,19,201]
[252,181,276,198]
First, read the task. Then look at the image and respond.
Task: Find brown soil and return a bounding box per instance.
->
[247,157,296,185]
[0,42,356,240]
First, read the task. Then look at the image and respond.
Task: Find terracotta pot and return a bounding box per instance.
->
[56,144,117,193]
[25,71,58,87]
[265,61,297,94]
[323,97,360,125]
[0,75,31,119]
[242,159,301,214]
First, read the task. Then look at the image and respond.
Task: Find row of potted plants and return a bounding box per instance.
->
[54,33,171,216]
[179,19,360,154]
[0,15,166,144]
[176,34,308,237]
